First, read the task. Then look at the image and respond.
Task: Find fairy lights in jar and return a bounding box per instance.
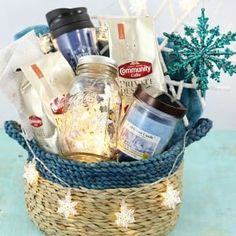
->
[60,56,122,162]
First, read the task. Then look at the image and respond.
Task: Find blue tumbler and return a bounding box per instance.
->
[46,8,98,71]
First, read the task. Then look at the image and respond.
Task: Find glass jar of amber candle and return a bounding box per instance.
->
[60,55,121,162]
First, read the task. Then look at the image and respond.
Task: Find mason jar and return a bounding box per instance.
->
[60,55,122,162]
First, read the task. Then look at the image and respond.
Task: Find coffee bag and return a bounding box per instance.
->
[105,17,166,113]
[19,71,59,153]
[21,52,75,130]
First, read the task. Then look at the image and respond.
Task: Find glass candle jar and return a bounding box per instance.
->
[118,85,187,161]
[60,55,122,162]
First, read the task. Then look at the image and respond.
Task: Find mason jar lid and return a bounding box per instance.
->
[77,55,118,71]
[134,85,187,119]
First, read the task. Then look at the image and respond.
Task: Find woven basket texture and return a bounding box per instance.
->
[4,119,212,236]
[25,164,183,236]
[5,118,212,190]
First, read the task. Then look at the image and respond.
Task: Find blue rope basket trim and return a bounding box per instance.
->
[4,118,212,190]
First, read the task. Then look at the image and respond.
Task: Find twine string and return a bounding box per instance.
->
[21,130,71,188]
[123,129,190,201]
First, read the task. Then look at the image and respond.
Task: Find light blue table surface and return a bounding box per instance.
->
[0,129,236,236]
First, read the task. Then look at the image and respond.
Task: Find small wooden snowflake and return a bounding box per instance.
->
[23,159,39,186]
[57,189,78,219]
[161,184,181,210]
[115,200,135,229]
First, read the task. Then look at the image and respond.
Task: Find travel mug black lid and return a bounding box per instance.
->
[134,85,187,119]
[46,7,94,38]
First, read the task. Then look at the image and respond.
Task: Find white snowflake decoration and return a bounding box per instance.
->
[23,159,39,186]
[57,189,78,219]
[115,200,135,229]
[162,184,181,210]
[129,0,148,16]
[179,0,199,12]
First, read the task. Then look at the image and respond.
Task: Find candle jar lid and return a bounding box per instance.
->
[134,85,187,119]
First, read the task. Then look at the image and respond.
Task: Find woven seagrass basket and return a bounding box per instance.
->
[5,118,212,236]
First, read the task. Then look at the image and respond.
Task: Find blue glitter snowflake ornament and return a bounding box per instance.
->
[164,8,236,96]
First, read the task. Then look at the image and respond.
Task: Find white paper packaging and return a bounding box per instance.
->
[106,17,166,113]
[19,71,59,153]
[21,52,75,131]
[0,32,44,139]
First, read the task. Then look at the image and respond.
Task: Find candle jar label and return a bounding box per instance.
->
[118,120,161,160]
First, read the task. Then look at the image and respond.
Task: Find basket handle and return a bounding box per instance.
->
[4,118,213,159]
[184,118,213,147]
[4,120,33,154]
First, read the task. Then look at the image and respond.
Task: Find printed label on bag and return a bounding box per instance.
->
[118,121,161,160]
[29,115,43,128]
[119,61,152,79]
[31,64,44,79]
[118,23,125,40]
[50,95,66,115]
